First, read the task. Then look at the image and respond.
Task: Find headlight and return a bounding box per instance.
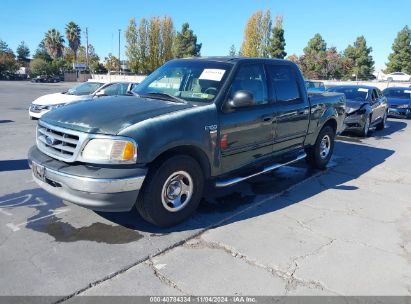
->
[47,103,66,110]
[82,138,137,163]
[397,104,410,109]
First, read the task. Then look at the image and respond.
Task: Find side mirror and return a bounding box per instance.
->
[95,89,107,97]
[228,90,255,108]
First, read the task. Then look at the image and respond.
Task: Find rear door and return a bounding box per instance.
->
[219,63,275,173]
[265,63,310,153]
[370,89,383,123]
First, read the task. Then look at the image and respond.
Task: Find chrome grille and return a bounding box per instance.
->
[36,121,86,162]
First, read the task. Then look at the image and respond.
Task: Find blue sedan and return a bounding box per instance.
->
[382,87,411,119]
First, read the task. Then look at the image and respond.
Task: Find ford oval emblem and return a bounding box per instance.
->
[45,135,57,146]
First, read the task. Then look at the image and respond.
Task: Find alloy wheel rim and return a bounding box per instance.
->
[161,171,193,212]
[319,134,331,159]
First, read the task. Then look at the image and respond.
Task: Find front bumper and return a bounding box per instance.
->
[28,146,147,212]
[388,107,411,118]
[29,108,50,119]
[343,113,366,132]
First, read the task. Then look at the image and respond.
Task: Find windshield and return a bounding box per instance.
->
[67,82,103,96]
[328,87,369,101]
[383,89,411,99]
[132,60,232,103]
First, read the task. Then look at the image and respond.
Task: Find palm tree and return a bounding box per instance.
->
[43,29,65,59]
[65,22,81,62]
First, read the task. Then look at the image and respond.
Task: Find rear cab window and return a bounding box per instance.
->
[266,64,303,103]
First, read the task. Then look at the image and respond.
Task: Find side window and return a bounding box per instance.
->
[266,65,302,103]
[118,83,130,95]
[103,83,122,96]
[230,64,268,105]
[371,90,378,101]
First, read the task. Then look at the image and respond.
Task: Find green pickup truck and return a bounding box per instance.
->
[28,57,346,227]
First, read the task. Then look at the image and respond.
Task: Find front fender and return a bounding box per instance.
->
[119,104,218,173]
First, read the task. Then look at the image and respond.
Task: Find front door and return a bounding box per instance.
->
[219,63,275,173]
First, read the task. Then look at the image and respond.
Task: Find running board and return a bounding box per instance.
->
[215,152,307,188]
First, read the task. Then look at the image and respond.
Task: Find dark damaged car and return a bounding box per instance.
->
[328,85,388,136]
[28,57,346,227]
[382,87,411,119]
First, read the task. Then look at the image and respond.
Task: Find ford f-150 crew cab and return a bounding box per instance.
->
[28,57,346,227]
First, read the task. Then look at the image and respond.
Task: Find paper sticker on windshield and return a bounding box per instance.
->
[358,88,368,92]
[404,90,411,94]
[199,69,226,81]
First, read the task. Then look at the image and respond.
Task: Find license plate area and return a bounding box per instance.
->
[32,162,46,182]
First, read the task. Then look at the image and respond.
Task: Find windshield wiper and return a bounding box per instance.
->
[141,92,186,103]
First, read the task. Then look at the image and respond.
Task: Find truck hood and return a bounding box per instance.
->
[32,92,91,106]
[386,97,411,107]
[345,99,368,114]
[41,95,193,134]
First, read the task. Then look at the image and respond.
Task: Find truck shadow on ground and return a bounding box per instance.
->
[98,140,395,234]
[0,132,396,239]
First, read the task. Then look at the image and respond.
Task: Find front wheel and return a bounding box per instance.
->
[361,115,371,137]
[376,111,387,130]
[305,125,335,170]
[136,155,204,227]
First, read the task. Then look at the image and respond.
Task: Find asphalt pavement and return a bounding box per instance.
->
[0,81,410,301]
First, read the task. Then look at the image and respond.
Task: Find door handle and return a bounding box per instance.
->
[261,115,273,122]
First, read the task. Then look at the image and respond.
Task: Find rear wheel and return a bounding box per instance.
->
[376,111,387,130]
[305,125,335,170]
[136,155,204,227]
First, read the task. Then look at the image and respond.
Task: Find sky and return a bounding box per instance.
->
[1,0,410,71]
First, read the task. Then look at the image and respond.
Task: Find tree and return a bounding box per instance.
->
[77,44,99,67]
[260,10,272,57]
[104,53,120,71]
[16,41,30,62]
[343,36,374,80]
[0,40,12,54]
[386,26,411,74]
[138,18,149,73]
[90,62,107,74]
[228,44,236,56]
[287,53,301,69]
[240,10,272,57]
[173,23,201,58]
[148,16,161,72]
[324,47,342,79]
[65,22,81,62]
[160,16,174,64]
[0,39,17,73]
[125,18,140,73]
[267,15,287,59]
[44,28,65,59]
[29,58,56,77]
[33,41,52,62]
[299,33,327,79]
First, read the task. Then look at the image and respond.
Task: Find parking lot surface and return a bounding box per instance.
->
[0,81,410,299]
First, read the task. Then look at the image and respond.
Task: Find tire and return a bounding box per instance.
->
[361,115,371,137]
[376,111,387,130]
[136,155,204,227]
[305,125,335,170]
